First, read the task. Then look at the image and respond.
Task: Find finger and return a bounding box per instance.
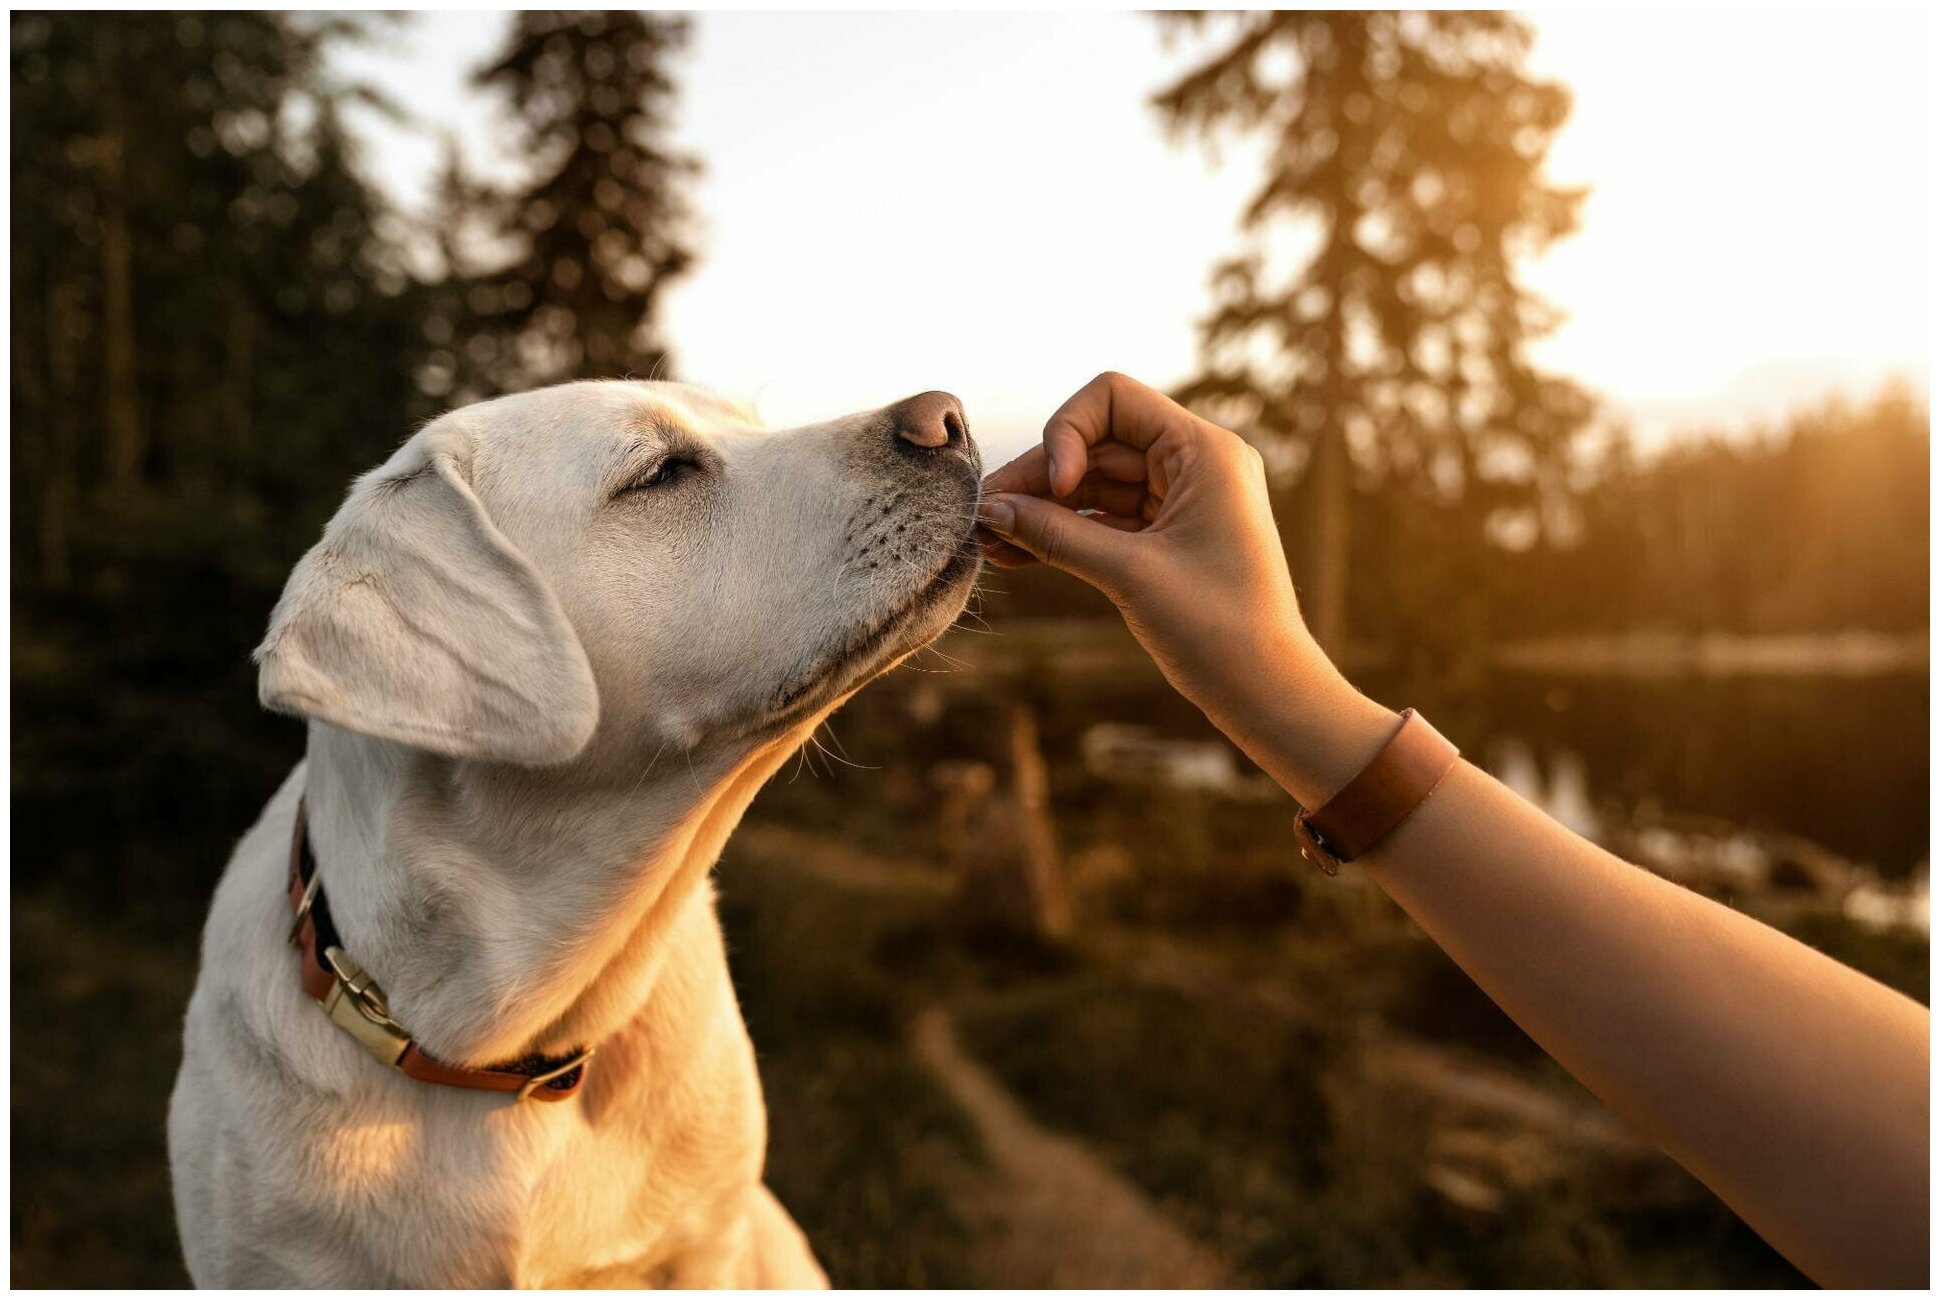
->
[981,537,1040,569]
[1082,442,1151,484]
[975,525,1037,566]
[977,492,1133,590]
[1042,372,1196,498]
[981,508,1144,564]
[983,439,1147,497]
[981,443,1048,496]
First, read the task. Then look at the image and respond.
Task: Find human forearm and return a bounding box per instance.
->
[1242,659,1930,1286]
[1184,632,1398,812]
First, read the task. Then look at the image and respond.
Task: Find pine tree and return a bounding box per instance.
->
[1153,12,1594,656]
[11,12,431,558]
[11,11,439,903]
[462,11,697,392]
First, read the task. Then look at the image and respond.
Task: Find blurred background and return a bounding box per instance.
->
[9,9,1929,1287]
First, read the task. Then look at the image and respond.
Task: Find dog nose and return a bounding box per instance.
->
[888,391,968,451]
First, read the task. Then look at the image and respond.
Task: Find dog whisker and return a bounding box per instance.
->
[629,739,673,797]
[925,644,970,671]
[809,724,876,772]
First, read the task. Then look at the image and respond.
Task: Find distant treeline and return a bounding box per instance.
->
[1493,386,1929,638]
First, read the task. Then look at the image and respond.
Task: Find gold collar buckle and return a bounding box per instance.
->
[320,945,412,1068]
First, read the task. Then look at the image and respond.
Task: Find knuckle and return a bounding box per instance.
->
[1215,428,1260,471]
[1034,521,1065,568]
[1099,370,1152,405]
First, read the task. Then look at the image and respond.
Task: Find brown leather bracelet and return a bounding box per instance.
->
[1294,708,1460,875]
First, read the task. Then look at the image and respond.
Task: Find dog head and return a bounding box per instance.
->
[255,381,981,768]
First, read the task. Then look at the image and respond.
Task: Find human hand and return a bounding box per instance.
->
[976,372,1349,736]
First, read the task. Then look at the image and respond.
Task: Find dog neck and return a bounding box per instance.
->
[298,716,821,1068]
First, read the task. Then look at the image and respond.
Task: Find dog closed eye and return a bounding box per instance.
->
[613,452,706,499]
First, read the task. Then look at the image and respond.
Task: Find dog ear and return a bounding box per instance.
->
[254,423,600,765]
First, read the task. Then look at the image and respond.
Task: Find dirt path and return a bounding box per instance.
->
[911,1005,1228,1288]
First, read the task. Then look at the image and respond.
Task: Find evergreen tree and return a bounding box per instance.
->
[1153,11,1594,655]
[10,11,438,904]
[459,11,697,393]
[11,12,432,579]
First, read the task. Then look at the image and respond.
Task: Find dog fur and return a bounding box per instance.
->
[167,381,981,1286]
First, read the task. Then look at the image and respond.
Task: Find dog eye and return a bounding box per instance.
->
[618,456,698,496]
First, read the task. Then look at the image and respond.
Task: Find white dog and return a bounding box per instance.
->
[167,380,981,1287]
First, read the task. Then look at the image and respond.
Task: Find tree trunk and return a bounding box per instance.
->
[224,284,255,470]
[1007,700,1073,944]
[36,279,83,589]
[97,34,144,489]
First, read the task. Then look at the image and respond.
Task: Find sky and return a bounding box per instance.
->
[335,9,1932,466]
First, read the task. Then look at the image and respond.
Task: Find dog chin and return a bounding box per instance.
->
[748,542,980,741]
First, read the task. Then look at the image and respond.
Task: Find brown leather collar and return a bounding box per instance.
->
[287,798,593,1103]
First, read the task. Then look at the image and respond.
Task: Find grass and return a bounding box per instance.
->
[11,893,196,1287]
[955,974,1326,1282]
[954,953,1810,1287]
[713,839,985,1287]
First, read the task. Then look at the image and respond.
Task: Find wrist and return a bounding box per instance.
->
[1208,632,1398,810]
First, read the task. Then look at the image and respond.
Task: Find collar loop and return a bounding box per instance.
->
[287,797,594,1103]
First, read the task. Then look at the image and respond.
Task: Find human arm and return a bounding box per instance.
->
[976,371,1930,1288]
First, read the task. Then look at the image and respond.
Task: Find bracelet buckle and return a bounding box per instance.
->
[1293,812,1343,876]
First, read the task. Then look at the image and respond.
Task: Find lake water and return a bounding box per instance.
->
[929,631,1930,885]
[1472,671,1929,881]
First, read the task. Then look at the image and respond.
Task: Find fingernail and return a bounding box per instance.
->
[977,496,1016,535]
[1046,451,1061,488]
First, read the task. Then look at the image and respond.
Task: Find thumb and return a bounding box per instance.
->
[977,491,1131,591]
